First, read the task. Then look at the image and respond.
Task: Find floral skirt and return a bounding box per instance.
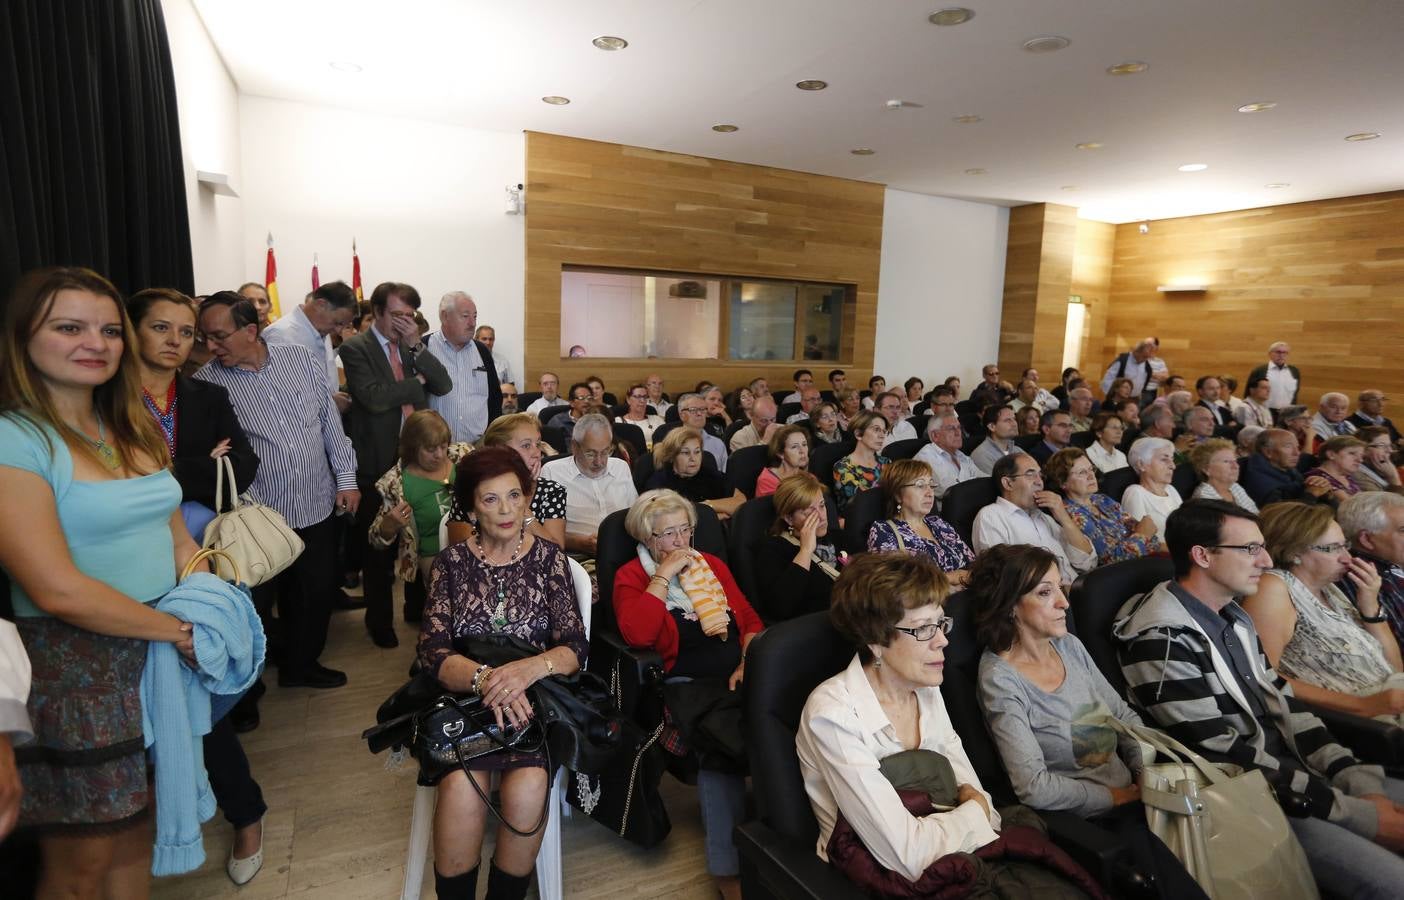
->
[15,615,151,833]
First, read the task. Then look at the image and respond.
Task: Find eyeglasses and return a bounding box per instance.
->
[571,394,591,402]
[1010,470,1042,480]
[629,394,648,400]
[902,480,936,491]
[1207,543,1268,557]
[1309,541,1350,555]
[894,617,953,641]
[651,524,694,541]
[679,406,707,415]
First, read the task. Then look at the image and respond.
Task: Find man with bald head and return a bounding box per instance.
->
[427,291,500,443]
[1350,389,1402,448]
[729,395,778,451]
[1240,428,1333,507]
[1247,341,1300,413]
[1310,392,1356,451]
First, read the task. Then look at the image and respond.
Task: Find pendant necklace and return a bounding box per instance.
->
[476,527,526,631]
[80,417,121,471]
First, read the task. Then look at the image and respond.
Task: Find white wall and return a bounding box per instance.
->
[874,188,1008,392]
[162,0,244,294]
[237,96,526,382]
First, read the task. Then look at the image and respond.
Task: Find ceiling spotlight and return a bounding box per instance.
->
[1264,183,1291,189]
[591,35,628,51]
[1022,35,1071,53]
[1178,163,1208,172]
[964,167,987,175]
[711,124,739,133]
[928,7,975,26]
[1237,101,1277,113]
[796,79,829,91]
[1075,142,1103,150]
[329,61,362,73]
[1106,61,1149,75]
[850,148,875,155]
[1345,132,1381,141]
[541,95,571,105]
[952,114,982,124]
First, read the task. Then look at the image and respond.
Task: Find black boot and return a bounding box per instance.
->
[485,859,532,900]
[434,864,479,900]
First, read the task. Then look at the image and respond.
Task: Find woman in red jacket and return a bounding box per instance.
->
[613,488,762,900]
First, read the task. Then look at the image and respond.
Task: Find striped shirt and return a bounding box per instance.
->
[426,332,490,443]
[195,342,357,529]
[262,304,337,395]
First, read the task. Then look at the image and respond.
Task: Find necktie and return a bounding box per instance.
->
[385,342,415,422]
[1335,422,1351,435]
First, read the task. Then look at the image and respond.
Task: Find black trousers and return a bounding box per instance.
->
[256,514,337,675]
[353,475,399,634]
[204,714,267,829]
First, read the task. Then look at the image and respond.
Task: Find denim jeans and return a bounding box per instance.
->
[1289,775,1404,900]
[697,768,746,877]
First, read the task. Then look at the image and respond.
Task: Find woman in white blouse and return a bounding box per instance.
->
[1120,437,1182,544]
[797,554,999,883]
[1085,411,1129,475]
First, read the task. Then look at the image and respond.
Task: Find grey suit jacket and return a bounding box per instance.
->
[340,329,453,479]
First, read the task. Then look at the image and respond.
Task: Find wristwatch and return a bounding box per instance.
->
[543,657,555,677]
[409,341,425,355]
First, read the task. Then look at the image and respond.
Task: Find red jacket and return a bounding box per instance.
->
[613,553,764,671]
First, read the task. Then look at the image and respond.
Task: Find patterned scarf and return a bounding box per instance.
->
[637,545,732,638]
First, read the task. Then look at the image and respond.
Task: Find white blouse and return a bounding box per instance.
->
[1120,484,1182,544]
[1085,441,1129,475]
[797,654,1001,882]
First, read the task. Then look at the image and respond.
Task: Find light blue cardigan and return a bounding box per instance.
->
[141,572,265,876]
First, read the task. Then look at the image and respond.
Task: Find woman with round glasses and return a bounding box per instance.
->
[866,459,973,584]
[614,382,665,449]
[1244,502,1404,724]
[1043,448,1159,566]
[797,554,1000,883]
[972,544,1146,817]
[809,401,845,445]
[1354,425,1402,491]
[613,488,763,900]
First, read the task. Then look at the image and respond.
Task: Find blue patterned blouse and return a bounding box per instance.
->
[867,515,975,573]
[1063,493,1161,565]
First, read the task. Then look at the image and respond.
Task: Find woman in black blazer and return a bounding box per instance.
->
[751,473,840,622]
[128,288,268,886]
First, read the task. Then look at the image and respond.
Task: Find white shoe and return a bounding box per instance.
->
[226,821,264,886]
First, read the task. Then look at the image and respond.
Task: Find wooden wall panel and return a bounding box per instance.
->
[1098,191,1404,405]
[998,203,1077,379]
[1071,219,1116,375]
[524,132,884,395]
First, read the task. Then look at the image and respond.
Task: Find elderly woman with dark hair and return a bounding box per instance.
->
[1086,411,1129,474]
[972,544,1144,816]
[614,488,763,900]
[645,426,746,518]
[756,424,811,497]
[810,400,845,444]
[419,446,586,900]
[753,474,840,621]
[1044,448,1159,565]
[797,554,999,883]
[866,458,973,584]
[1305,435,1368,505]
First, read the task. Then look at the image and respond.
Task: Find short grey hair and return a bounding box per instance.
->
[1181,405,1212,428]
[926,409,958,436]
[1319,392,1349,407]
[1128,436,1174,473]
[624,488,697,544]
[676,392,703,407]
[1069,387,1093,400]
[1141,404,1173,432]
[1237,425,1264,450]
[439,291,475,316]
[1339,492,1404,544]
[571,412,612,445]
[1269,341,1290,352]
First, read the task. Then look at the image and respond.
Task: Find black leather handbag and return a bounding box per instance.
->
[414,693,541,773]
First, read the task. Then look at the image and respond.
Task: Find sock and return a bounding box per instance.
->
[434,863,479,900]
[485,858,533,900]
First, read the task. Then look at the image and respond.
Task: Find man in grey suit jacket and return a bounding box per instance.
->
[340,281,452,647]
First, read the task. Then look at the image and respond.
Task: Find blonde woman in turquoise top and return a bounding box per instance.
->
[0,268,205,897]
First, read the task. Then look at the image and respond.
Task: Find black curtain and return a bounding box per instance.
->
[0,0,195,298]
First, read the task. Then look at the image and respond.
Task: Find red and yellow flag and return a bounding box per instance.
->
[352,238,363,302]
[265,232,282,321]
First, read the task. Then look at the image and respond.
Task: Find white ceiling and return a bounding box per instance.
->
[191,0,1404,223]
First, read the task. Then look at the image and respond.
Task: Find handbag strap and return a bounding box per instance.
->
[1099,716,1230,786]
[213,455,241,514]
[458,727,551,838]
[180,547,241,583]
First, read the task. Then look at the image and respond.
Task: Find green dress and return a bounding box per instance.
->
[402,466,456,556]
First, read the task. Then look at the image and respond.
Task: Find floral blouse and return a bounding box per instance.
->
[832,454,889,513]
[866,515,974,573]
[418,538,587,682]
[1270,569,1395,701]
[1063,493,1161,565]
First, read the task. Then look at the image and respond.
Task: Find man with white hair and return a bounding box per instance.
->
[1310,392,1357,450]
[1339,492,1404,651]
[915,411,982,505]
[1067,386,1095,433]
[1247,341,1301,413]
[427,291,501,443]
[1099,339,1155,398]
[540,414,638,556]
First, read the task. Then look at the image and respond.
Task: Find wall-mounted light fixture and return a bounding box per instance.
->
[196,170,238,197]
[1157,282,1208,293]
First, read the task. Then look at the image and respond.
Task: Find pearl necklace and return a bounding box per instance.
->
[475,527,526,631]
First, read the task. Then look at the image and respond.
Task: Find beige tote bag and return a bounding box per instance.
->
[202,456,304,586]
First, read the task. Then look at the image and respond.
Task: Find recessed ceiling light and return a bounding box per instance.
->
[928,8,975,26]
[795,79,828,91]
[952,114,982,124]
[541,96,571,105]
[1106,61,1149,75]
[1345,132,1381,141]
[964,168,987,175]
[850,148,875,156]
[1022,35,1071,53]
[1061,185,1079,191]
[1178,163,1208,172]
[711,124,738,133]
[1075,142,1103,150]
[591,35,628,51]
[329,61,362,73]
[1264,183,1291,189]
[1237,101,1277,113]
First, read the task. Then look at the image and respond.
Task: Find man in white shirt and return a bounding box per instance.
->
[262,280,357,411]
[644,373,671,417]
[781,368,814,405]
[1247,341,1301,413]
[526,372,562,416]
[1019,368,1060,413]
[971,405,1019,474]
[973,453,1096,586]
[540,414,638,557]
[876,392,917,447]
[787,387,822,425]
[427,291,502,443]
[915,411,982,504]
[0,619,32,840]
[474,325,512,386]
[730,395,778,451]
[1311,392,1357,445]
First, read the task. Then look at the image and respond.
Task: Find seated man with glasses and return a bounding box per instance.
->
[972,453,1096,589]
[663,392,729,472]
[1116,499,1404,894]
[914,411,982,506]
[539,413,638,557]
[546,382,593,434]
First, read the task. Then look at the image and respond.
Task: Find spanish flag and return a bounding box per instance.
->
[352,238,363,302]
[265,232,282,321]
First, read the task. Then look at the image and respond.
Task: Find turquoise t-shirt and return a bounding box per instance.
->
[0,414,181,617]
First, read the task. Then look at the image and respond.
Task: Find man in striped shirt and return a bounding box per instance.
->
[196,292,359,690]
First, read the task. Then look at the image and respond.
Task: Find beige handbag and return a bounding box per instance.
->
[202,456,303,586]
[1103,717,1318,900]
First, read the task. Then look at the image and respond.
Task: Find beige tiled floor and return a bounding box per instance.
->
[152,603,715,899]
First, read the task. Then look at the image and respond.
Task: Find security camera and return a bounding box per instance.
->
[505,184,524,215]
